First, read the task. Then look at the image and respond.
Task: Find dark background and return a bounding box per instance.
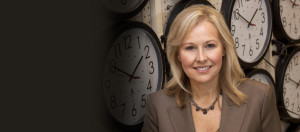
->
[3,0,110,131]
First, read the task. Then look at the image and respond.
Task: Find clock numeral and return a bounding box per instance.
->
[109,59,117,73]
[124,35,132,50]
[283,86,286,96]
[233,9,240,20]
[141,94,146,108]
[249,45,253,56]
[282,17,287,27]
[238,0,243,8]
[260,27,263,36]
[231,25,236,36]
[111,95,117,109]
[121,0,126,6]
[144,45,151,59]
[280,5,283,14]
[291,103,295,111]
[289,23,292,33]
[242,44,245,56]
[114,43,121,58]
[285,97,289,107]
[120,103,125,118]
[137,36,141,49]
[285,73,290,83]
[295,24,298,34]
[132,103,137,116]
[261,12,265,23]
[258,0,262,10]
[105,80,111,91]
[289,62,293,72]
[147,80,152,91]
[235,37,239,48]
[149,61,154,74]
[297,105,300,112]
[294,55,299,66]
[256,39,260,49]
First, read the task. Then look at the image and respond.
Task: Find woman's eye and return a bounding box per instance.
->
[207,44,215,48]
[186,46,195,50]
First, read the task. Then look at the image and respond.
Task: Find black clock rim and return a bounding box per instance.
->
[275,47,300,123]
[101,0,148,20]
[286,123,300,132]
[244,68,277,101]
[272,0,300,43]
[245,68,276,89]
[102,21,166,129]
[220,0,273,68]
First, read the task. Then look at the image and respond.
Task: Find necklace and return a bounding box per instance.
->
[190,95,219,114]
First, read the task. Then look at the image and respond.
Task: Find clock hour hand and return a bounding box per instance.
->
[290,0,299,8]
[237,12,256,27]
[288,77,300,88]
[129,56,144,82]
[113,66,140,79]
[248,8,258,28]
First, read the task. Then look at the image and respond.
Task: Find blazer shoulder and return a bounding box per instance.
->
[239,79,270,94]
[239,79,274,102]
[148,89,177,107]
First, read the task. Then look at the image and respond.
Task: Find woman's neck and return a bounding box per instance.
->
[190,80,219,105]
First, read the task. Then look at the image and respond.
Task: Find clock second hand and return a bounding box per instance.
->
[129,56,144,82]
[113,66,140,79]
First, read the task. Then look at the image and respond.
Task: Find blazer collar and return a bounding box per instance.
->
[168,94,247,132]
[219,93,248,132]
[168,97,196,132]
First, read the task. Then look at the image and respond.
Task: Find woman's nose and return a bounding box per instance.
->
[196,49,207,62]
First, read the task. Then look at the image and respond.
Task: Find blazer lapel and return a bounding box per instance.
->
[168,100,195,132]
[219,94,247,132]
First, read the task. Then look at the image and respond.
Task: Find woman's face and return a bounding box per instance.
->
[178,21,224,85]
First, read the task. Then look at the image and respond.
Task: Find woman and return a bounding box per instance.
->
[142,5,281,132]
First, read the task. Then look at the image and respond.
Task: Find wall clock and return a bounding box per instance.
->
[221,0,272,68]
[102,21,165,130]
[273,0,300,43]
[101,0,148,20]
[245,68,277,101]
[276,47,300,123]
[161,0,213,79]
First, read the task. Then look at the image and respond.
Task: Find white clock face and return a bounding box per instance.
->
[279,0,300,40]
[250,73,273,86]
[207,0,222,11]
[283,51,300,119]
[101,0,145,13]
[103,28,163,125]
[230,0,271,63]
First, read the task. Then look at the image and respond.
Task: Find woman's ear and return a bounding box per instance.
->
[222,47,226,56]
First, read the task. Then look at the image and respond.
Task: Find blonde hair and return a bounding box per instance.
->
[164,5,247,108]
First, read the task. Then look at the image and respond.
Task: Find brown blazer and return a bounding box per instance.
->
[142,80,282,132]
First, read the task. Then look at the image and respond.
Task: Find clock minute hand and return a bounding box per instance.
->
[288,77,300,88]
[129,56,143,82]
[237,12,256,27]
[113,66,140,79]
[290,0,299,8]
[248,8,258,28]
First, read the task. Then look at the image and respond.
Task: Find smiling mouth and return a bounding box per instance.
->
[195,66,212,71]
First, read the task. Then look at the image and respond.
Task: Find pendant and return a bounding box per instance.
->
[203,109,207,114]
[196,106,200,111]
